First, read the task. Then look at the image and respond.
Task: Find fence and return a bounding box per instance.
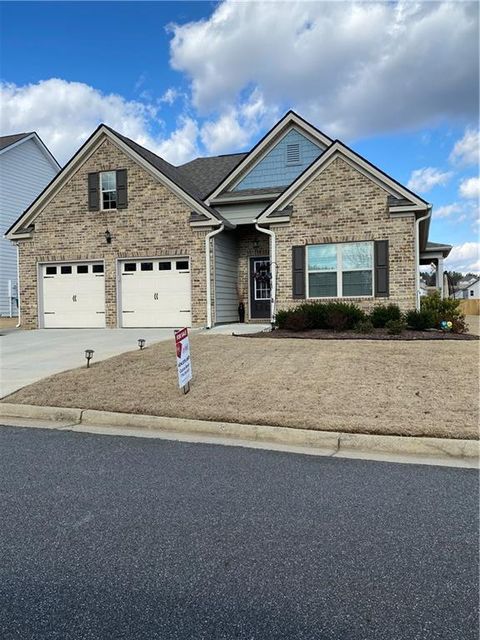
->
[459,299,480,316]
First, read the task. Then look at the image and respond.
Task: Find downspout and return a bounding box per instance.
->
[255,223,276,326]
[15,243,21,328]
[415,206,432,311]
[205,224,224,329]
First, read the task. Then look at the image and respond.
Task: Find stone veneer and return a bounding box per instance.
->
[16,137,212,329]
[271,156,416,313]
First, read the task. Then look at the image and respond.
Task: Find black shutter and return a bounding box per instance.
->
[116,169,128,209]
[374,240,389,297]
[88,172,99,211]
[292,245,306,299]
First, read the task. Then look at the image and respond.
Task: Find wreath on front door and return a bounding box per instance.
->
[253,261,272,284]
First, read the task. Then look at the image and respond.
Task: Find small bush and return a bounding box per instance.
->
[386,318,406,335]
[324,302,365,331]
[405,309,435,331]
[451,316,468,334]
[420,292,466,333]
[274,310,289,330]
[283,311,313,331]
[354,319,374,334]
[370,304,402,328]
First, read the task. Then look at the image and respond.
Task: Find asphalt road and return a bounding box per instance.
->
[0,426,478,640]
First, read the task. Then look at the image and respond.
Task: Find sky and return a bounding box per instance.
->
[1,0,479,273]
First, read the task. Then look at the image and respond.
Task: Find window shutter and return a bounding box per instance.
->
[292,245,306,298]
[116,169,128,209]
[374,240,389,297]
[88,172,99,211]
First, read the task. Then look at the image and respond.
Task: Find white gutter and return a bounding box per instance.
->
[255,223,276,325]
[205,224,224,329]
[415,206,432,310]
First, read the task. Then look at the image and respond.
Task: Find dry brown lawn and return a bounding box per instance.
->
[3,335,479,439]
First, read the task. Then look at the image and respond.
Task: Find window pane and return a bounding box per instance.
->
[61,265,72,274]
[308,244,337,271]
[342,270,372,296]
[159,262,171,270]
[141,262,153,271]
[176,260,189,270]
[342,242,372,270]
[100,171,116,191]
[45,266,57,275]
[92,264,104,273]
[124,263,136,272]
[308,272,337,297]
[77,265,88,274]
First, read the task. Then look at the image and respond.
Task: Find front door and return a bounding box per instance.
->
[249,257,271,319]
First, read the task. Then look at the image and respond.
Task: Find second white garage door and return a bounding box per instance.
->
[120,258,191,327]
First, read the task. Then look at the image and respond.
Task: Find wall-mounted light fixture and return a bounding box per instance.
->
[104,230,112,244]
[138,338,146,350]
[85,349,94,368]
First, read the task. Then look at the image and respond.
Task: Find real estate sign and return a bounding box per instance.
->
[174,327,192,390]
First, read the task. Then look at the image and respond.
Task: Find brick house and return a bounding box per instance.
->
[5,111,451,329]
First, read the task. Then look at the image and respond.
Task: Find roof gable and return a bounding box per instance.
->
[232,127,324,193]
[0,131,60,172]
[205,110,332,203]
[176,153,247,199]
[256,140,429,224]
[6,126,226,239]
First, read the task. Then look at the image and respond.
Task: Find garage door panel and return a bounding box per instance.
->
[120,259,191,328]
[41,263,106,328]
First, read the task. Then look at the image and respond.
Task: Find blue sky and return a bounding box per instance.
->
[1,1,478,272]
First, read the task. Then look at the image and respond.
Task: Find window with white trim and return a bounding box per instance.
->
[100,171,117,210]
[307,242,373,298]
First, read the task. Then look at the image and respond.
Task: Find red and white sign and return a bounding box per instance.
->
[174,327,192,389]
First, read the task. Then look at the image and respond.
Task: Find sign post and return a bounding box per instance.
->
[174,328,192,394]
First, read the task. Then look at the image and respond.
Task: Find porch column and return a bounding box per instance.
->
[436,257,444,298]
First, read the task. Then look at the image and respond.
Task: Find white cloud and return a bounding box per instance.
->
[459,176,480,199]
[0,79,199,165]
[169,1,478,139]
[433,203,463,219]
[445,242,480,273]
[449,128,479,166]
[407,167,453,193]
[160,88,179,105]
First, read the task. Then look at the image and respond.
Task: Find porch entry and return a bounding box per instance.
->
[250,256,271,319]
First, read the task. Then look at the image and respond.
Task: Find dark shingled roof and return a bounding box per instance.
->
[0,132,32,151]
[176,153,248,199]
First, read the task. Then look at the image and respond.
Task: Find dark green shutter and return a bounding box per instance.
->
[374,240,389,297]
[88,172,99,211]
[292,245,306,299]
[116,169,128,209]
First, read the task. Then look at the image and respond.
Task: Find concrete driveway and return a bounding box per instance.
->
[0,328,181,398]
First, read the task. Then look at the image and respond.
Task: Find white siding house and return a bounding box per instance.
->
[0,133,60,316]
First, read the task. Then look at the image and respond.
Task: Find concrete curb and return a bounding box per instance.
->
[0,403,478,461]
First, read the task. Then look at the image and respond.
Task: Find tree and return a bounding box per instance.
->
[445,271,464,287]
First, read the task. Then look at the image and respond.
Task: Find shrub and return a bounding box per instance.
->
[405,309,435,331]
[274,301,364,332]
[386,318,406,335]
[420,292,465,333]
[370,304,402,328]
[354,319,374,334]
[323,302,365,331]
[451,316,467,334]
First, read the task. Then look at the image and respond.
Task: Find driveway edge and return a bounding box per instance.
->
[1,402,478,461]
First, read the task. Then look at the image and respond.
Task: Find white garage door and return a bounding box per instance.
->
[41,262,106,328]
[120,258,191,328]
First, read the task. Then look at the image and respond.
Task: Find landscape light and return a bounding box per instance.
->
[85,349,94,368]
[138,338,146,350]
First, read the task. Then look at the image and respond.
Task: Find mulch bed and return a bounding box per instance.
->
[239,328,479,341]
